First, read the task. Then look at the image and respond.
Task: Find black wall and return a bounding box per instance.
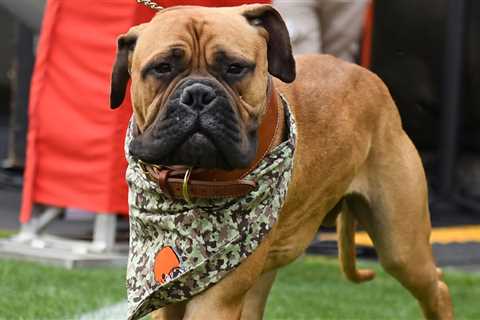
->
[371,0,479,152]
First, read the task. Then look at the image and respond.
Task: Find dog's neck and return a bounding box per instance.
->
[269,84,285,150]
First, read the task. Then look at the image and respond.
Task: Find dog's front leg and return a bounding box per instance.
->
[181,233,275,320]
[240,270,278,320]
[151,303,186,320]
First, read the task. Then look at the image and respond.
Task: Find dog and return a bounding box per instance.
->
[110,4,453,319]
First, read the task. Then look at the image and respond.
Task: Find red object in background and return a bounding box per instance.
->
[361,0,374,69]
[20,0,270,223]
[159,0,269,5]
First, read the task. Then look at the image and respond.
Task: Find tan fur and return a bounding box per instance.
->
[118,5,453,320]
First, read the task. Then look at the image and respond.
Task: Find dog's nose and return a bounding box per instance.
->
[180,83,216,112]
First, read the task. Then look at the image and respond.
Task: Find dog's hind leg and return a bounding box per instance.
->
[240,270,277,320]
[349,132,454,319]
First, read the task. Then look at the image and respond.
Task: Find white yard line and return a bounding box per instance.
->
[78,300,128,320]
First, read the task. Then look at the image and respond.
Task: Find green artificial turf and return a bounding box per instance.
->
[0,256,479,319]
[0,260,125,320]
[265,256,480,320]
[0,230,14,239]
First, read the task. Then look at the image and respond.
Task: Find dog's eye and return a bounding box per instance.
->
[226,64,246,75]
[153,63,172,75]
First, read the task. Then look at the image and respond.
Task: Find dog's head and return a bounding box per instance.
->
[110,5,295,170]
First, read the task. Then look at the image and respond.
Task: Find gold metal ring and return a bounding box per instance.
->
[182,167,193,204]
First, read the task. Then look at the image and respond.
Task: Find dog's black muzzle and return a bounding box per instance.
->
[129,78,257,170]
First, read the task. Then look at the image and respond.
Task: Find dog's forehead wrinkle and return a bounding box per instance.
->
[140,45,186,69]
[213,48,253,64]
[143,9,262,68]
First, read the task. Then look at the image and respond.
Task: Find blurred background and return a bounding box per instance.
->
[0,0,479,319]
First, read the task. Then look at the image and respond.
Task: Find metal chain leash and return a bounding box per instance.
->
[136,0,164,11]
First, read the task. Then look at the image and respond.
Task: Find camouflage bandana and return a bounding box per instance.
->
[125,95,296,320]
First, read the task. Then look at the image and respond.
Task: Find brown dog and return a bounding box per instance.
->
[110,4,453,320]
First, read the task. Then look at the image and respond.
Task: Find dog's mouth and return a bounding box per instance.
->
[129,78,257,170]
[157,128,231,169]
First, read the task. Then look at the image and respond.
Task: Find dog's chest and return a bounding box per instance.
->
[124,96,297,320]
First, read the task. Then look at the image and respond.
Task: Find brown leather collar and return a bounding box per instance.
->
[139,79,283,201]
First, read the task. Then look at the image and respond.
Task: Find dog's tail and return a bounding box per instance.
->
[337,201,376,283]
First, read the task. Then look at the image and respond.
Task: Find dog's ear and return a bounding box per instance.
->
[242,5,296,83]
[110,25,145,109]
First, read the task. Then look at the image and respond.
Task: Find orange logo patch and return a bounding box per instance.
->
[154,246,182,285]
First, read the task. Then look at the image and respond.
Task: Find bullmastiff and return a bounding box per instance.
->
[110,4,454,320]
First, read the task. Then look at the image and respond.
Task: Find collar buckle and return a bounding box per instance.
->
[182,167,193,204]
